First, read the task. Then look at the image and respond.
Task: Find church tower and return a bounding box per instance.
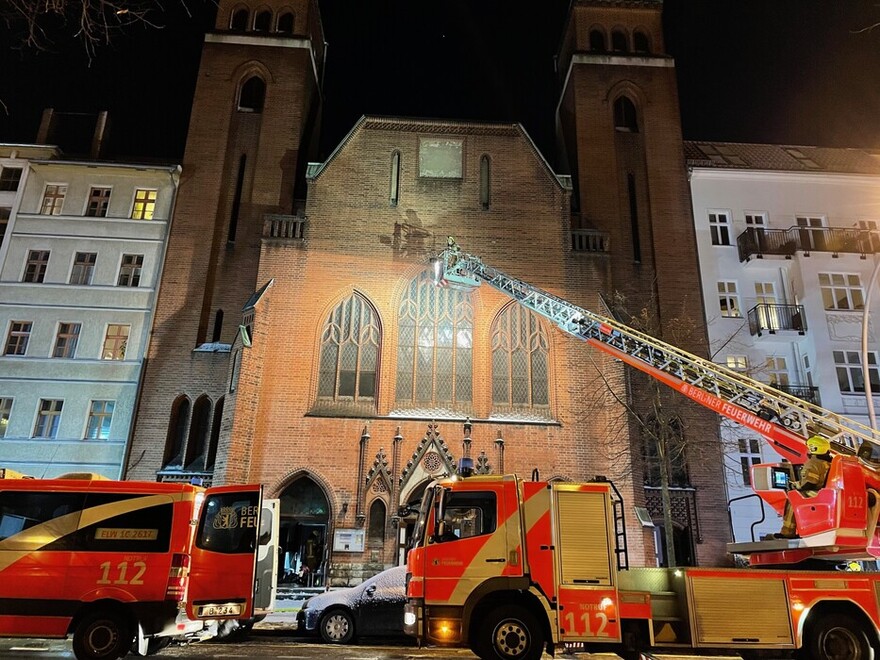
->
[126,0,324,478]
[557,0,730,563]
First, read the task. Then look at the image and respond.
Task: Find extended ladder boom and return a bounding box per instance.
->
[431,243,880,472]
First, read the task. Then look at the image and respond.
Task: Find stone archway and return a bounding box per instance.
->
[278,475,330,586]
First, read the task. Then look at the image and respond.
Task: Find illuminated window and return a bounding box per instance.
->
[718,281,741,318]
[53,322,81,358]
[101,324,130,360]
[726,355,749,371]
[4,321,31,356]
[819,272,864,311]
[491,304,549,413]
[238,77,265,113]
[613,97,638,132]
[709,211,731,246]
[835,350,880,394]
[589,29,605,51]
[738,439,761,486]
[86,400,114,440]
[131,189,157,220]
[766,356,789,389]
[40,184,67,215]
[0,398,11,437]
[396,272,472,408]
[0,167,23,192]
[86,187,111,217]
[33,399,63,439]
[318,294,379,401]
[277,11,294,33]
[23,250,50,283]
[117,254,144,287]
[70,252,97,285]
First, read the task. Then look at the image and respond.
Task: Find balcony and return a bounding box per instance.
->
[571,228,610,253]
[264,213,305,240]
[772,383,821,406]
[737,226,880,262]
[747,303,806,336]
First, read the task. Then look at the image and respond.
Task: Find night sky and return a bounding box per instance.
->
[2,0,880,164]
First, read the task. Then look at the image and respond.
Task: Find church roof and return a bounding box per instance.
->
[685,141,880,176]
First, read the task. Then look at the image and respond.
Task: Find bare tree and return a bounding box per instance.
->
[0,0,200,56]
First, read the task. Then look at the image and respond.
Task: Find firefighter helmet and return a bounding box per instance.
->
[806,435,831,456]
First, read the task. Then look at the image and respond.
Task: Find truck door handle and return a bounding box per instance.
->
[485,558,506,563]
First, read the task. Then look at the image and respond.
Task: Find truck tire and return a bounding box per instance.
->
[72,609,131,660]
[804,613,873,660]
[479,604,545,660]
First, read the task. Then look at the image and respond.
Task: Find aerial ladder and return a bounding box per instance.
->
[431,239,880,565]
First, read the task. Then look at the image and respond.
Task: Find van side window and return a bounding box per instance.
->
[0,491,87,550]
[437,491,497,541]
[196,491,260,554]
[74,492,174,552]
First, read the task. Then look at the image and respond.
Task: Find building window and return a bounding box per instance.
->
[40,184,67,215]
[254,9,271,31]
[633,30,650,54]
[4,321,32,356]
[318,294,380,401]
[277,11,294,33]
[835,350,880,394]
[397,271,473,408]
[238,76,266,113]
[230,7,248,30]
[368,499,386,545]
[753,281,779,329]
[0,167,23,192]
[766,356,789,388]
[53,322,81,358]
[613,97,638,132]
[23,249,49,283]
[491,304,550,410]
[163,396,190,467]
[726,355,749,371]
[184,395,211,469]
[709,211,731,246]
[480,155,491,210]
[33,399,63,439]
[117,254,144,287]
[0,208,9,246]
[85,187,111,217]
[819,273,864,311]
[70,252,97,285]
[738,438,761,486]
[797,216,826,251]
[390,151,400,206]
[745,213,766,228]
[131,189,157,220]
[102,324,130,360]
[858,220,880,253]
[589,28,605,51]
[718,281,742,318]
[0,398,11,437]
[85,400,114,440]
[611,29,628,53]
[206,396,223,470]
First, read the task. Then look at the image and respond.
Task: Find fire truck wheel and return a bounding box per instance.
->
[804,613,873,660]
[72,609,131,660]
[319,608,355,644]
[481,605,545,660]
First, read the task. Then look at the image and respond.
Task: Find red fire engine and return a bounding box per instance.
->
[403,242,880,659]
[0,471,279,660]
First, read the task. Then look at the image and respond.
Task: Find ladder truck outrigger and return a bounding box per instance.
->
[403,239,880,660]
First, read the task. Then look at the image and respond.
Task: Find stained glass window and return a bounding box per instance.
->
[318,294,379,400]
[491,304,549,408]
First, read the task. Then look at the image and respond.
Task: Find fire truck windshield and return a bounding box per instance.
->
[409,488,434,550]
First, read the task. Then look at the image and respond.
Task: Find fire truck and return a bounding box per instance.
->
[403,241,880,660]
[0,471,279,660]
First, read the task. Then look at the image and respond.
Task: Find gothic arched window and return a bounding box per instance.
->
[318,294,380,401]
[206,396,224,470]
[396,272,473,408]
[611,29,628,53]
[390,151,401,206]
[185,395,211,469]
[230,8,249,31]
[277,11,294,34]
[634,30,650,54]
[491,304,549,411]
[368,499,386,544]
[238,76,266,113]
[254,9,272,32]
[614,96,639,132]
[589,29,606,52]
[480,155,491,209]
[163,396,190,468]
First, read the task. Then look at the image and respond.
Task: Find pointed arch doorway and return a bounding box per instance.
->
[397,479,431,565]
[279,475,330,587]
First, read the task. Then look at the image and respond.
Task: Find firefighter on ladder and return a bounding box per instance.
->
[773,435,832,539]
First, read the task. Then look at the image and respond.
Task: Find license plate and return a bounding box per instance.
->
[197,603,242,617]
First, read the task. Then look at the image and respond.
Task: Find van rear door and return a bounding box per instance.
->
[187,485,263,621]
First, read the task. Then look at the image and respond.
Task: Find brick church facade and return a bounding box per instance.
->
[126,0,730,583]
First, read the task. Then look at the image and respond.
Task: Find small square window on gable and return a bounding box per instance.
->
[418,138,463,179]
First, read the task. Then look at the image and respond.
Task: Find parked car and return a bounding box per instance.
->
[296,566,408,644]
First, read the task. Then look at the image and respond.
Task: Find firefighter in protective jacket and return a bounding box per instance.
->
[775,435,832,539]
